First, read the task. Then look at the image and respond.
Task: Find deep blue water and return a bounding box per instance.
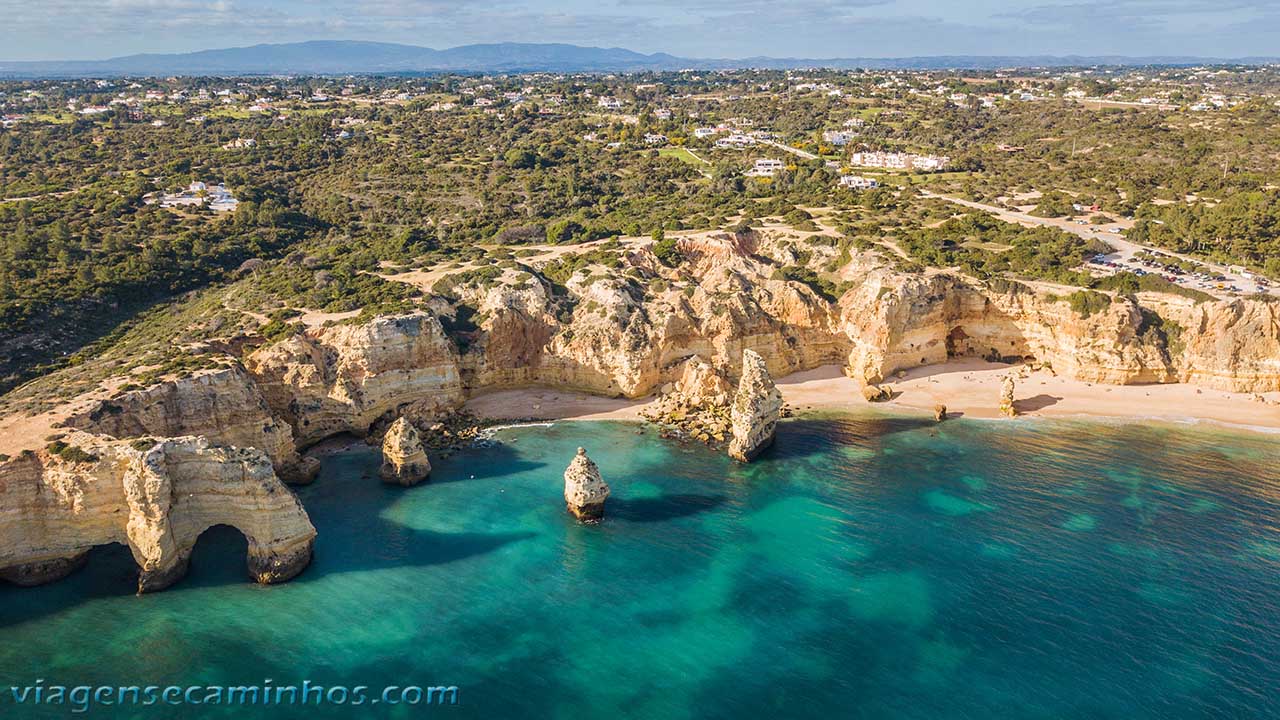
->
[2,412,1280,719]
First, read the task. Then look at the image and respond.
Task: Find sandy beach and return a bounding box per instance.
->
[464,360,1280,434]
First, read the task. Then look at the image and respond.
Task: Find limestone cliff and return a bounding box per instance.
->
[61,366,317,484]
[563,447,609,522]
[6,226,1280,598]
[840,272,1177,387]
[245,313,465,447]
[0,432,315,592]
[1153,297,1280,393]
[728,349,783,462]
[380,417,431,486]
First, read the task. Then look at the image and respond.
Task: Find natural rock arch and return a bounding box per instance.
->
[0,433,316,594]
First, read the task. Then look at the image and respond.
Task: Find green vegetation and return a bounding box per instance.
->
[45,440,98,464]
[1091,272,1215,303]
[770,266,851,303]
[2,67,1276,398]
[1060,290,1113,318]
[898,212,1111,284]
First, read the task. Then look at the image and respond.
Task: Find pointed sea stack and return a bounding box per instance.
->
[564,447,610,522]
[727,349,783,462]
[999,374,1017,418]
[380,417,432,486]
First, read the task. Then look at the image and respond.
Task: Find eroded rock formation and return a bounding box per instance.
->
[245,313,465,448]
[563,447,609,522]
[999,374,1017,417]
[0,432,315,592]
[7,227,1280,594]
[728,349,784,462]
[380,417,431,486]
[62,366,319,484]
[862,384,893,402]
[934,404,948,422]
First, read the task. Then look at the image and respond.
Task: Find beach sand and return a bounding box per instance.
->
[3,361,1275,458]
[464,359,1280,434]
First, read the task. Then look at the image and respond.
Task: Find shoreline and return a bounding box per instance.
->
[463,360,1280,436]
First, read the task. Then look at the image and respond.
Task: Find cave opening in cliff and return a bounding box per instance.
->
[0,542,136,626]
[945,326,970,358]
[184,525,251,589]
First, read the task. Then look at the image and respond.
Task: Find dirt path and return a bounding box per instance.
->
[919,191,1274,299]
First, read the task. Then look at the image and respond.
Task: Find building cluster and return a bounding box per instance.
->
[145,182,239,213]
[848,151,950,172]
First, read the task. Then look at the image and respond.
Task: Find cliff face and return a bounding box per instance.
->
[61,366,307,478]
[20,237,1279,474]
[728,349,784,462]
[0,432,315,592]
[1158,298,1280,393]
[6,228,1280,597]
[842,271,1179,387]
[245,313,465,447]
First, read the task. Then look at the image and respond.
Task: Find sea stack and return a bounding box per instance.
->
[563,447,610,522]
[934,404,948,422]
[380,417,432,486]
[727,349,783,462]
[999,374,1018,417]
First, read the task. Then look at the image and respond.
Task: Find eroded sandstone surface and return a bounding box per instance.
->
[3,226,1280,590]
[0,432,315,592]
[380,417,431,486]
[563,447,609,522]
[728,349,784,462]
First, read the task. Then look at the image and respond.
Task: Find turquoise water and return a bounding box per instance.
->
[3,413,1280,719]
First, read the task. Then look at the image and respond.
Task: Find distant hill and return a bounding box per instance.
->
[0,40,1275,77]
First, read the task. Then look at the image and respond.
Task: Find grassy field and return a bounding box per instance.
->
[658,147,711,167]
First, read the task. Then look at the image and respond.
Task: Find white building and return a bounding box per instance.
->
[849,151,950,172]
[838,175,879,190]
[150,182,239,212]
[745,158,786,177]
[822,130,858,146]
[643,133,668,145]
[715,134,757,149]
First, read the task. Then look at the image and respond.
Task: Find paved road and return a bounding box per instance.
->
[919,191,1275,300]
[759,139,841,169]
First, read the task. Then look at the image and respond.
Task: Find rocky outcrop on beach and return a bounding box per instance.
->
[563,447,609,522]
[641,356,734,445]
[728,350,783,462]
[934,404,948,422]
[862,384,893,402]
[380,417,431,486]
[0,432,315,593]
[999,374,1017,417]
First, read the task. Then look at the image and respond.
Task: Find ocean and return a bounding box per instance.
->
[2,412,1279,719]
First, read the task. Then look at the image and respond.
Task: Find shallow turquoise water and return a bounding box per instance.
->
[3,413,1280,718]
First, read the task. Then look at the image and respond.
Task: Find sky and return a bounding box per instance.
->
[1,0,1278,61]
